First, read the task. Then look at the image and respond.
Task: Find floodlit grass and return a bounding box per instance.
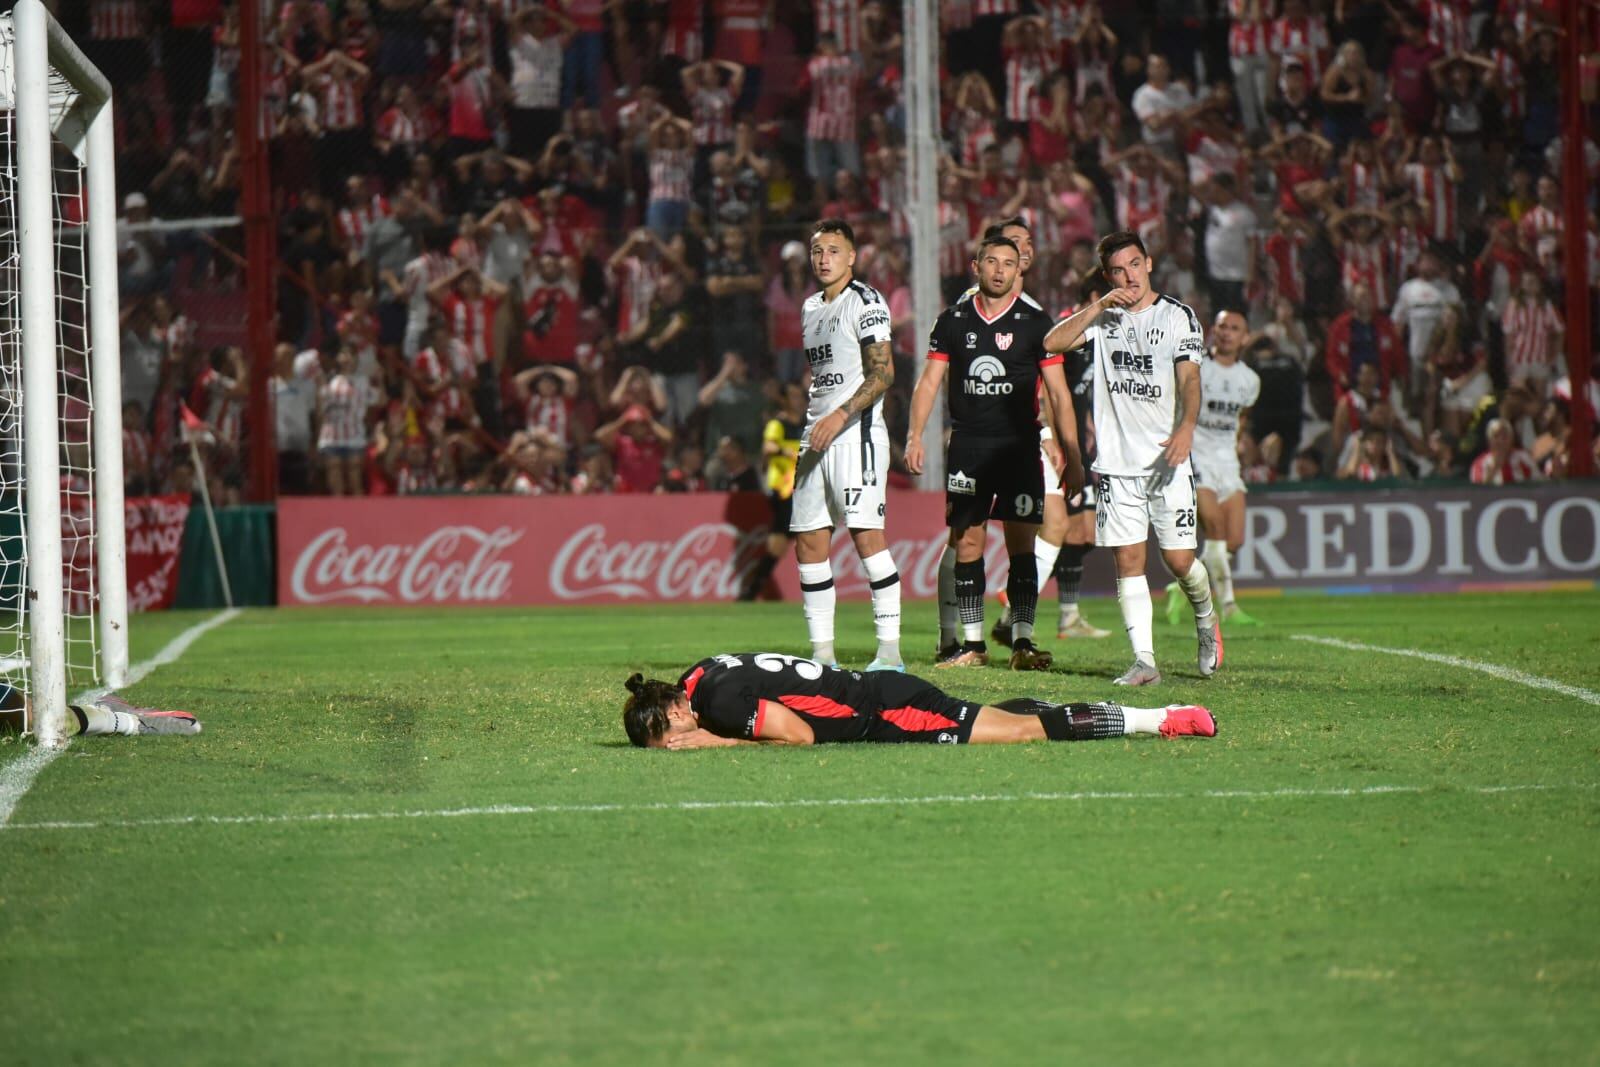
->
[2,592,1598,1065]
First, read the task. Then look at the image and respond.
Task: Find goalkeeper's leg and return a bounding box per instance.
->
[0,684,201,736]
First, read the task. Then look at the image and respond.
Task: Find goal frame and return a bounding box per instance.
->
[8,0,128,746]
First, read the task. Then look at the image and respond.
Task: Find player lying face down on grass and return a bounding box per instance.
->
[621,652,1214,749]
[0,684,201,737]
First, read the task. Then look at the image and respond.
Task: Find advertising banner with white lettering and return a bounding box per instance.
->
[125,494,192,612]
[278,485,1600,607]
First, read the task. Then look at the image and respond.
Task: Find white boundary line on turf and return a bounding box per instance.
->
[0,608,243,829]
[1290,634,1600,706]
[3,780,1595,833]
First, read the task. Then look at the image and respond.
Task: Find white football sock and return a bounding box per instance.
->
[1204,539,1235,609]
[1178,558,1215,623]
[798,560,836,664]
[1122,705,1167,735]
[1034,535,1061,593]
[71,703,139,736]
[937,545,958,646]
[1116,575,1155,665]
[862,549,902,664]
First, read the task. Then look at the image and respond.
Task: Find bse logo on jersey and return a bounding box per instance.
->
[963,355,1013,396]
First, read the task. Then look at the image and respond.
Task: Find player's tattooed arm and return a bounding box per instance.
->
[810,340,895,452]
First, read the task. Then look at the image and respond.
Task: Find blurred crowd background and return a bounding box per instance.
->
[80,0,1599,501]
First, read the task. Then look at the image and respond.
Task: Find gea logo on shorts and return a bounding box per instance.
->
[963,355,1013,395]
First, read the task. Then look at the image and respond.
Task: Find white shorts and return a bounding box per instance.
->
[1192,445,1246,503]
[790,420,890,533]
[1095,467,1198,550]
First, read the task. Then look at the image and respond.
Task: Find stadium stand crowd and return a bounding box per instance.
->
[89,0,1600,501]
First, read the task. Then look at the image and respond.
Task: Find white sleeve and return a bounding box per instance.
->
[1174,305,1205,363]
[854,293,891,346]
[1245,369,1261,408]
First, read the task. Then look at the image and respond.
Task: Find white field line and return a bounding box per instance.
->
[0,608,243,828]
[3,780,1595,834]
[1291,634,1600,706]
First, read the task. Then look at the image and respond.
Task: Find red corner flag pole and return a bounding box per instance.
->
[239,0,279,500]
[1561,0,1594,476]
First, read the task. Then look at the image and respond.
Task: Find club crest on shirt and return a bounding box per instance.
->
[1146,327,1164,346]
[996,332,1014,351]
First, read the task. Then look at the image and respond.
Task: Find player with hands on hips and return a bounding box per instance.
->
[1042,230,1221,687]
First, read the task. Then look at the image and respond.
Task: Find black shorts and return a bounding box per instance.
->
[768,491,793,534]
[862,672,978,744]
[945,435,1045,529]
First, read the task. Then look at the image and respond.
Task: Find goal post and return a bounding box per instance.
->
[2,0,127,747]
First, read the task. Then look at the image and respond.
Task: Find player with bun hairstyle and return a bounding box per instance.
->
[621,655,1214,749]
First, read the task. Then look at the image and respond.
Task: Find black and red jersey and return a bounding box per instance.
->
[926,290,1061,442]
[678,654,972,744]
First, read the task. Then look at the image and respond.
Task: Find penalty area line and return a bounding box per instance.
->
[3,780,1596,834]
[0,608,243,829]
[1291,634,1600,707]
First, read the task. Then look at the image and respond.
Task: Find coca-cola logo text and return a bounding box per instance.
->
[291,525,522,603]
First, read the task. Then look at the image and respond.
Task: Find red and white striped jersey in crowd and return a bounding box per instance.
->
[1186,130,1245,188]
[1003,48,1049,124]
[1490,47,1524,125]
[414,339,477,424]
[190,367,244,446]
[1500,297,1563,380]
[1388,223,1425,284]
[563,0,607,33]
[1037,0,1088,57]
[318,373,377,449]
[1227,0,1269,58]
[1340,239,1390,305]
[525,393,575,446]
[1404,163,1457,242]
[377,106,433,148]
[972,0,1019,16]
[647,146,693,204]
[610,256,659,336]
[1112,163,1170,231]
[404,252,456,320]
[444,293,498,364]
[452,7,492,64]
[337,196,390,247]
[815,0,861,53]
[1073,47,1112,102]
[1269,15,1330,82]
[661,0,704,62]
[1519,204,1563,274]
[123,425,153,478]
[1419,0,1470,54]
[938,199,973,277]
[956,111,996,166]
[1470,448,1540,485]
[1346,160,1384,211]
[806,55,860,142]
[1261,231,1306,307]
[319,73,364,131]
[90,0,143,39]
[942,0,974,31]
[691,86,736,147]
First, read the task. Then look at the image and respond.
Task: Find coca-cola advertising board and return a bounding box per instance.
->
[277,485,1600,608]
[278,493,985,606]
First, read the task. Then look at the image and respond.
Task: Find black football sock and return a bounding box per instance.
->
[1006,552,1039,642]
[1036,701,1126,741]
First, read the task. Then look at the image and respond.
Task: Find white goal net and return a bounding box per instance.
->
[0,0,127,746]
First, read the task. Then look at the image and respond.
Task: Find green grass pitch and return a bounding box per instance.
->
[1,591,1598,1065]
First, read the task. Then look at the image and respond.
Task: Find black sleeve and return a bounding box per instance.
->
[926,309,952,358]
[691,676,760,740]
